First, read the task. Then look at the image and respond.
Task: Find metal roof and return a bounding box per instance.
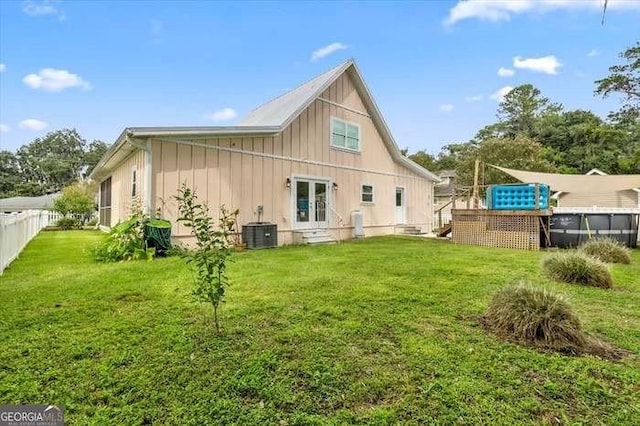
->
[239,61,352,127]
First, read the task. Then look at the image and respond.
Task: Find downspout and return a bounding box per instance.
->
[126,133,153,216]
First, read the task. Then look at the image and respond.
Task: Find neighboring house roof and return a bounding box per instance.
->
[434,170,456,197]
[89,59,440,182]
[491,165,640,194]
[437,170,456,179]
[0,193,60,212]
[550,168,640,199]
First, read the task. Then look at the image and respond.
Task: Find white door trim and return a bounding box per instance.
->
[291,175,331,230]
[395,186,406,224]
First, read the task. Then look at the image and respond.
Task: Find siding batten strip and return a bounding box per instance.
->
[317,97,370,118]
[158,137,424,180]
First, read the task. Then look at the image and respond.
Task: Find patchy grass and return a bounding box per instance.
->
[1,231,639,424]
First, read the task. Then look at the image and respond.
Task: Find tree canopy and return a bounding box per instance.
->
[406,42,640,187]
[0,129,109,199]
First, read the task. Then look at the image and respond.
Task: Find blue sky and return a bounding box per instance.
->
[1,0,639,154]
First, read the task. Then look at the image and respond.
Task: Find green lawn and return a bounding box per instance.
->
[1,231,639,425]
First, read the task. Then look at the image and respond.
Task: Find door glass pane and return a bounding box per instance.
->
[315,182,327,222]
[396,189,402,207]
[296,181,309,222]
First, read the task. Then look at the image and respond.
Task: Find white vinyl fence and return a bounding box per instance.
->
[0,210,53,275]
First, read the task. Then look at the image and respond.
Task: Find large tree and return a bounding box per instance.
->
[16,129,87,195]
[0,151,22,198]
[495,84,562,139]
[84,140,109,178]
[453,135,556,187]
[595,42,640,124]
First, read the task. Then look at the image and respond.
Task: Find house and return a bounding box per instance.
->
[434,170,456,207]
[89,60,439,245]
[0,193,60,214]
[553,168,640,210]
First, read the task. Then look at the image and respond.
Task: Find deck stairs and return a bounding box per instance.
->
[437,222,452,237]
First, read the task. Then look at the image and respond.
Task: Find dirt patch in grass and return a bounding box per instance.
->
[114,292,149,303]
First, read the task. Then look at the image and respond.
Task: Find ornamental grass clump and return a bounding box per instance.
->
[579,238,632,264]
[484,284,587,353]
[541,251,613,288]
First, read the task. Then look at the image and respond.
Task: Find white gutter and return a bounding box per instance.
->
[145,139,153,216]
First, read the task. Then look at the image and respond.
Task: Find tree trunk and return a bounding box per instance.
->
[213,303,220,333]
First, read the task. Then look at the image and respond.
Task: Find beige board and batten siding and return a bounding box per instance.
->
[558,190,639,209]
[150,72,432,244]
[105,149,145,227]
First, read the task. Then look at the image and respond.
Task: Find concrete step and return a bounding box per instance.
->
[305,235,337,245]
[293,230,337,245]
[395,225,423,235]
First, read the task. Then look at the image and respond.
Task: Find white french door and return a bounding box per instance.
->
[294,178,329,229]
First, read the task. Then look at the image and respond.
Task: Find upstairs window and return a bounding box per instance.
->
[331,117,360,152]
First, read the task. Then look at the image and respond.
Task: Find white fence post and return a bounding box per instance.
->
[0,210,51,275]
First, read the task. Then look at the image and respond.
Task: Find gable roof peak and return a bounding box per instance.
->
[238,59,354,127]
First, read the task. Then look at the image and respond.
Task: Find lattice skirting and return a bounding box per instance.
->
[452,212,543,250]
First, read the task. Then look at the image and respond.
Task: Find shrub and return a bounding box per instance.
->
[175,184,236,333]
[56,217,81,230]
[579,238,632,264]
[484,284,586,353]
[54,183,96,217]
[541,251,613,288]
[94,198,154,262]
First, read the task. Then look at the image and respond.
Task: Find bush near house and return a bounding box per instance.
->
[53,182,96,223]
[541,251,613,288]
[579,238,632,264]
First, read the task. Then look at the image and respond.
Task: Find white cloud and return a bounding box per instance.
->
[23,68,91,92]
[444,0,640,26]
[497,67,515,77]
[0,63,5,73]
[19,119,48,131]
[310,42,349,62]
[439,104,454,112]
[0,124,10,133]
[207,108,237,122]
[587,49,598,57]
[465,95,484,102]
[513,55,561,75]
[490,86,514,102]
[22,0,66,21]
